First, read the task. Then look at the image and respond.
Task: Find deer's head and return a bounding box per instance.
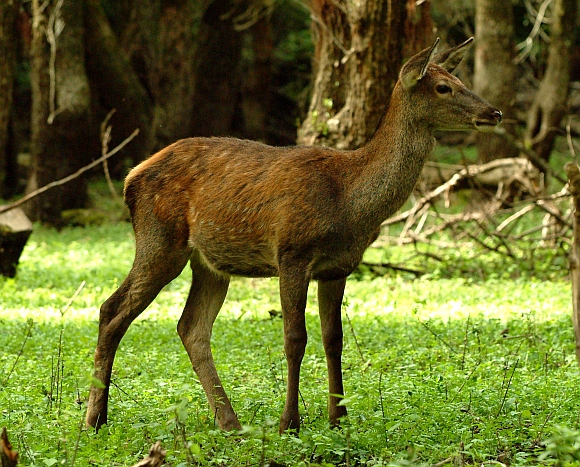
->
[398,38,502,133]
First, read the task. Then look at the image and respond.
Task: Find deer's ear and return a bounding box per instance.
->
[400,38,440,90]
[433,37,473,73]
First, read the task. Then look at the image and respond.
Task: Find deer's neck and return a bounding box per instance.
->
[346,95,434,228]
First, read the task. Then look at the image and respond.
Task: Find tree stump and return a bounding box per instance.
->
[0,208,33,278]
[1,428,18,467]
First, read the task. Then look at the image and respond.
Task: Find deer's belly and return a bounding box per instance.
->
[190,224,374,280]
[195,240,278,278]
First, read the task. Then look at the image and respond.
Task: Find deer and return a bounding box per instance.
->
[86,37,501,434]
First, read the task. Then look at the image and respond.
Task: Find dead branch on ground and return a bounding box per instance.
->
[130,442,166,467]
[381,157,568,247]
[367,156,574,278]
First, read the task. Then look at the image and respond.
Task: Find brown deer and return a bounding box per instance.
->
[86,38,501,434]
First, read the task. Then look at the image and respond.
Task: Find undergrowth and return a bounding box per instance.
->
[0,221,578,466]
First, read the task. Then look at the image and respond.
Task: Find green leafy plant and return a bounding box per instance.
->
[0,218,577,466]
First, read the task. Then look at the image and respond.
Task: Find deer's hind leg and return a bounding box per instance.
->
[176,253,240,431]
[86,226,192,430]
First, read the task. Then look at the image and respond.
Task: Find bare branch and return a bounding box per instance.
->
[0,128,139,214]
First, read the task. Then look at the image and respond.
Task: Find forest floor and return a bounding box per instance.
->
[0,210,578,466]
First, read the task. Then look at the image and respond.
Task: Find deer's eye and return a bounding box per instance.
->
[436,84,453,95]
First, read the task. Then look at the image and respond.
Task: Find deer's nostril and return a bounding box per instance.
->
[493,110,503,122]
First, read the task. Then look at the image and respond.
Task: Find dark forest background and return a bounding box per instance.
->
[0,0,579,226]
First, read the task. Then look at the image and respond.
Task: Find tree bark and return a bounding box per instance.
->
[190,0,247,137]
[525,0,577,164]
[29,0,93,225]
[84,0,153,173]
[119,0,198,153]
[404,0,435,57]
[297,0,407,149]
[0,1,19,198]
[241,15,274,142]
[565,162,580,368]
[474,0,519,163]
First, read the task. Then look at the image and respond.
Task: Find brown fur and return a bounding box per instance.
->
[86,38,501,433]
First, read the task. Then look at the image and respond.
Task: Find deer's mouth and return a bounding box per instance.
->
[473,109,502,132]
[473,121,499,132]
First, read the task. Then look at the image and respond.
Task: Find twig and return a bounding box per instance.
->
[430,457,453,467]
[567,118,577,158]
[359,261,424,277]
[495,205,535,232]
[451,358,483,402]
[515,0,554,63]
[100,110,122,203]
[61,281,86,318]
[420,320,457,354]
[0,128,139,214]
[345,308,366,365]
[461,317,470,371]
[2,319,34,386]
[496,359,519,417]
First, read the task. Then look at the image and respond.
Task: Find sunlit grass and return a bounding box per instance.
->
[0,221,578,466]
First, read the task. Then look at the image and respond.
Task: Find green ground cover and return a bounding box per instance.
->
[0,221,579,466]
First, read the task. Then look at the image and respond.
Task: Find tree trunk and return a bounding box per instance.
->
[297,0,407,149]
[404,0,435,57]
[474,0,519,163]
[29,0,92,225]
[119,0,198,153]
[84,0,153,174]
[241,15,274,142]
[525,0,577,164]
[190,0,247,137]
[565,162,580,367]
[0,1,19,198]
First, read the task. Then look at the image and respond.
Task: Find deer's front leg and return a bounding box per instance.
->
[318,278,347,426]
[278,262,310,434]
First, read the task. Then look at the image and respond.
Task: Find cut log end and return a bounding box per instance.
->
[0,208,33,278]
